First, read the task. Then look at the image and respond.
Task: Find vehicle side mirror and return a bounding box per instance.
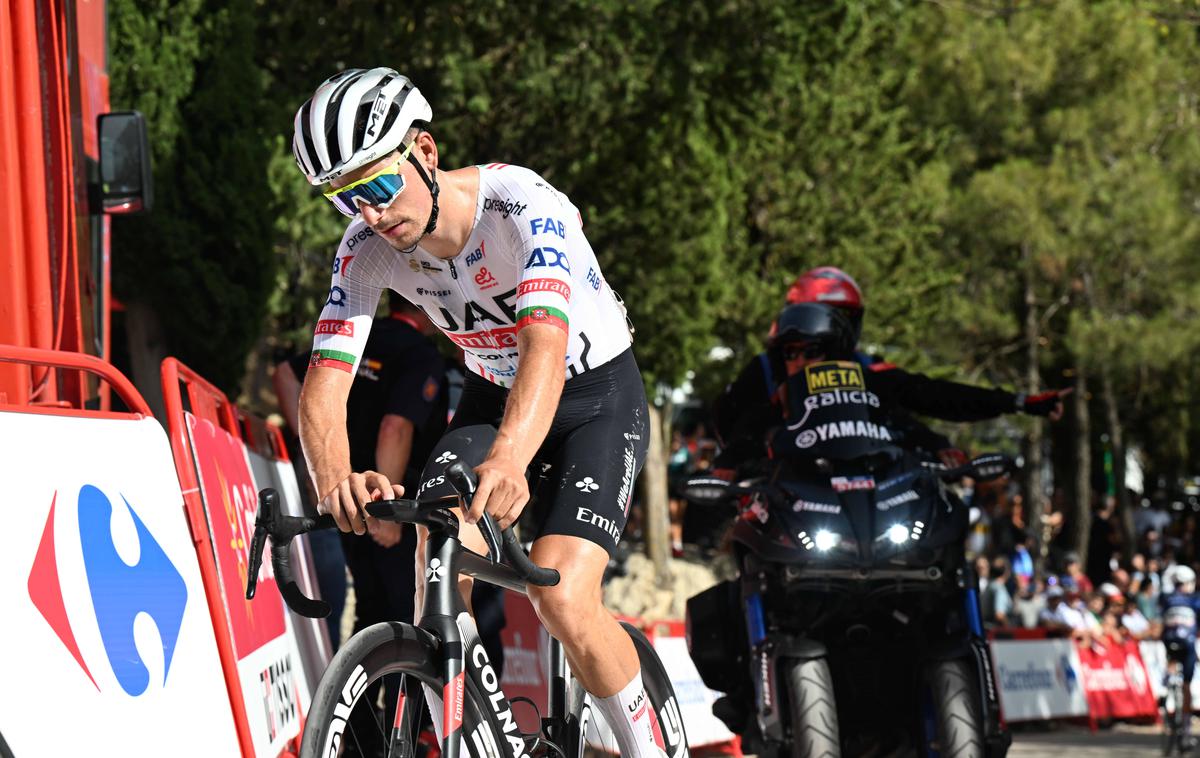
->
[970,453,1015,482]
[97,111,153,215]
[681,476,732,504]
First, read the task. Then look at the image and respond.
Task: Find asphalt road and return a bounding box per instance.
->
[1010,722,1164,757]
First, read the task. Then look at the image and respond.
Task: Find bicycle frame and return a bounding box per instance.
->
[417,521,574,758]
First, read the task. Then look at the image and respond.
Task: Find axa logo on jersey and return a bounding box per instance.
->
[27,485,189,696]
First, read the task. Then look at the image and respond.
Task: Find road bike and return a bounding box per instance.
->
[1162,647,1191,756]
[247,461,690,758]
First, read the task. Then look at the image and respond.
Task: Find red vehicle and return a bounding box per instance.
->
[0,0,151,409]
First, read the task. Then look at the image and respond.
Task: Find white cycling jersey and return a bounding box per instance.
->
[309,163,632,387]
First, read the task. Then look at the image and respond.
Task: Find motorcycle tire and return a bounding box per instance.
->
[784,657,840,758]
[927,658,985,758]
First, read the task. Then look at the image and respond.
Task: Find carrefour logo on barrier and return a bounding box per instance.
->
[27,485,188,696]
[1056,654,1078,695]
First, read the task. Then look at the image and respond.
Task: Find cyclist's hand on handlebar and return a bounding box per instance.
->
[321,471,400,535]
[467,457,529,530]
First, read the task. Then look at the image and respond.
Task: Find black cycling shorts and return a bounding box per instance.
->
[415,348,648,557]
[1166,639,1197,683]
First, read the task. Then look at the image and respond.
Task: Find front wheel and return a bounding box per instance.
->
[300,621,497,758]
[783,657,840,758]
[566,622,690,757]
[927,659,985,758]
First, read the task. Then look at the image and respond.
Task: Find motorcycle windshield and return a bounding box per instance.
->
[771,360,897,461]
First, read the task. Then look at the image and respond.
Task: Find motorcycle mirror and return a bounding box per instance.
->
[681,476,733,504]
[969,453,1015,482]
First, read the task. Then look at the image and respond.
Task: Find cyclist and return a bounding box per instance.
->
[713,267,1068,471]
[1161,564,1200,740]
[291,68,664,757]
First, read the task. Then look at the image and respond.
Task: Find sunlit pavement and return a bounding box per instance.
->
[1010,722,1163,757]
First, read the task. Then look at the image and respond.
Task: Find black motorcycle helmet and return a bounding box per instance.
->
[768,302,857,361]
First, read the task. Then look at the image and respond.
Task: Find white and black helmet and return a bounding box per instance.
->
[292,67,432,185]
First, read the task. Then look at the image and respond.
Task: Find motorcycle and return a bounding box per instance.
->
[685,360,1012,758]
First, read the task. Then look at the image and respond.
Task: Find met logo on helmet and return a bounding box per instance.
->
[27,486,189,696]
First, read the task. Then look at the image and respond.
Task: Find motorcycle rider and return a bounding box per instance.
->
[713,267,1067,470]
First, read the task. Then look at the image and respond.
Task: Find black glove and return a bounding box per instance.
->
[1018,390,1064,417]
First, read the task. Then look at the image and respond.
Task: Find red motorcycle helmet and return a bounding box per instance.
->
[785,267,864,344]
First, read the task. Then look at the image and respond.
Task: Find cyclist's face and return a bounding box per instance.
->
[330,137,435,251]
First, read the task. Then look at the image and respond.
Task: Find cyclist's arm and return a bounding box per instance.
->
[299,240,388,531]
[300,367,356,499]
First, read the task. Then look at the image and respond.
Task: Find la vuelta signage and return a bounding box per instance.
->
[1075,638,1157,720]
[187,413,286,654]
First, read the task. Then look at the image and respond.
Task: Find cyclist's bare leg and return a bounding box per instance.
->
[529,535,664,757]
[527,535,638,694]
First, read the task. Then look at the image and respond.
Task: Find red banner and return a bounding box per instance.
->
[500,592,549,733]
[187,413,287,658]
[1075,638,1157,721]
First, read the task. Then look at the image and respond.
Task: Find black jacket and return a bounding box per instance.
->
[713,352,1017,466]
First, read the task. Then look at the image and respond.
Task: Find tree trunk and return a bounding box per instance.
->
[124,299,169,421]
[1021,247,1048,577]
[1072,367,1091,565]
[641,396,673,588]
[1099,367,1136,562]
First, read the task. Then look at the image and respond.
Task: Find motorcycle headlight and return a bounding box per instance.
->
[887,524,910,544]
[814,529,839,551]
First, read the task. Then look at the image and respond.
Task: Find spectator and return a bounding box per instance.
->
[1064,551,1094,595]
[1098,609,1125,646]
[975,555,990,594]
[1129,553,1149,594]
[1012,575,1046,629]
[1143,527,1164,560]
[981,556,1014,627]
[1120,597,1152,640]
[1010,532,1035,588]
[667,430,691,558]
[1040,586,1089,640]
[1138,575,1162,623]
[1087,496,1120,585]
[1084,591,1107,628]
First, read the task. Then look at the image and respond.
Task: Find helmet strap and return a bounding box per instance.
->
[407,151,439,234]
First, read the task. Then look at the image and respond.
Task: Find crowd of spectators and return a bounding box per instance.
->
[969,476,1194,650]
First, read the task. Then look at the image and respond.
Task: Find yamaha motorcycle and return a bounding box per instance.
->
[685,361,1012,758]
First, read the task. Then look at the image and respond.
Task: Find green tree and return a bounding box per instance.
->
[109,0,276,399]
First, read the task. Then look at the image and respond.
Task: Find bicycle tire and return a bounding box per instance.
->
[300,621,507,758]
[565,621,690,757]
[1163,676,1185,756]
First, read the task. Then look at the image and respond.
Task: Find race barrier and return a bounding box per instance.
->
[991,638,1089,721]
[991,628,1160,727]
[162,357,327,757]
[0,346,242,756]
